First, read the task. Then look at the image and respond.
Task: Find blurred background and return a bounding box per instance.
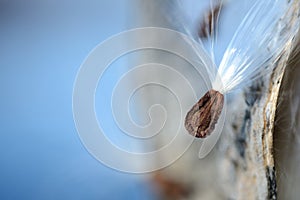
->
[0,0,155,199]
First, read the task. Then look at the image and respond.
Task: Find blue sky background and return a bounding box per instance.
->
[0,0,154,199]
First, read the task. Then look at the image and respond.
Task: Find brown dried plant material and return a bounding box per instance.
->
[185,89,224,138]
[198,4,222,39]
[152,172,191,199]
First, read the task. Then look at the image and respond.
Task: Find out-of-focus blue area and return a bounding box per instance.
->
[0,0,153,199]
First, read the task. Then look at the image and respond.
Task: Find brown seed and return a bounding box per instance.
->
[184,89,224,138]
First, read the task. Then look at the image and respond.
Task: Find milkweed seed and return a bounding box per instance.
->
[184,89,224,138]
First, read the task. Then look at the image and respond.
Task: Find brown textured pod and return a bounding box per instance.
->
[185,89,224,138]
